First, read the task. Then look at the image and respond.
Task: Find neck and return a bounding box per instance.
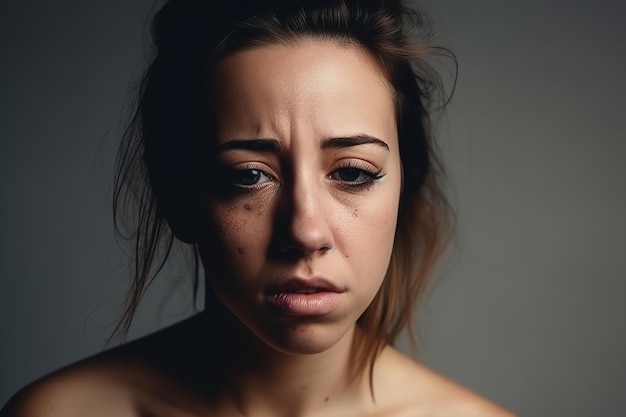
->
[200,304,372,417]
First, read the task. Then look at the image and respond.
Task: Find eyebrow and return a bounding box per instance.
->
[321,135,389,151]
[219,138,284,152]
[218,134,389,152]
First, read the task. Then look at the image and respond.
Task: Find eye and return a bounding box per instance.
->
[231,168,274,188]
[333,167,371,182]
[329,163,384,190]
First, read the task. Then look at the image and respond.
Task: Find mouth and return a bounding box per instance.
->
[286,288,322,294]
[264,277,345,316]
[265,277,344,295]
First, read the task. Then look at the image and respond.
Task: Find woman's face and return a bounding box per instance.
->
[197,39,402,355]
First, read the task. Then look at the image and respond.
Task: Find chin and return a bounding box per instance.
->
[250,318,356,356]
[210,288,361,356]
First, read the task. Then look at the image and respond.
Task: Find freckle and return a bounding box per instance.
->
[244,204,252,211]
[237,247,246,255]
[324,397,329,402]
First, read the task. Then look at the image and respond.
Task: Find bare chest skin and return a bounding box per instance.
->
[55,316,511,417]
[114,357,503,417]
[1,315,514,417]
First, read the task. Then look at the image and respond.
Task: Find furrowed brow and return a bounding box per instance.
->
[321,135,389,151]
[218,138,284,152]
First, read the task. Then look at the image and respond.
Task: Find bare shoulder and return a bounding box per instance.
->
[374,346,517,417]
[0,358,140,417]
[0,317,207,417]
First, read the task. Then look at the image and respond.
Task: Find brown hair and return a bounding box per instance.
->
[112,0,454,382]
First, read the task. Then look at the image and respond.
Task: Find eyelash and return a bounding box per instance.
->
[229,164,276,190]
[228,162,384,192]
[328,162,384,191]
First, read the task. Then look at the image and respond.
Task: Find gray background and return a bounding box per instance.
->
[1,1,625,415]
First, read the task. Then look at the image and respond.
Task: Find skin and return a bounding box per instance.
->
[1,40,516,417]
[198,38,402,357]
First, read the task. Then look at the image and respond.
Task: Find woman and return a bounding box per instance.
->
[2,0,514,416]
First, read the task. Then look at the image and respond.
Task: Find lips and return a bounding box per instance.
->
[264,277,345,316]
[266,277,344,295]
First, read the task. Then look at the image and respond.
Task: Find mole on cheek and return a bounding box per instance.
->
[244,203,252,211]
[237,247,246,255]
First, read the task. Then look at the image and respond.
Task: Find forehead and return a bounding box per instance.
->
[209,39,397,146]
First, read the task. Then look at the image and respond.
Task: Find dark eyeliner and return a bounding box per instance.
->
[330,164,385,192]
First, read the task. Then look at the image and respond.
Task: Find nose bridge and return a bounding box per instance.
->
[281,163,334,255]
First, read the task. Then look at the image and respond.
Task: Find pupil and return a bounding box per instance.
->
[239,169,261,185]
[339,168,361,182]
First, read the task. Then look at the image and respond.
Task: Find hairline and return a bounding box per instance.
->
[208,33,400,106]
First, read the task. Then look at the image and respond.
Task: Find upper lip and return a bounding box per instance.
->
[265,277,344,294]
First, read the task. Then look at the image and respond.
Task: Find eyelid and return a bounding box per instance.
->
[229,162,278,189]
[331,159,381,175]
[328,159,385,191]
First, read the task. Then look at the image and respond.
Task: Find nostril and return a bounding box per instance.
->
[277,244,332,261]
[279,246,304,261]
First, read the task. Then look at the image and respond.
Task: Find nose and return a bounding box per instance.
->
[273,174,334,259]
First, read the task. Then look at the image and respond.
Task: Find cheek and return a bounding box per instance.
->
[338,180,401,281]
[352,202,398,256]
[199,193,274,268]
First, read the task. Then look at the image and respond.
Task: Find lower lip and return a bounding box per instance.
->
[266,292,342,316]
